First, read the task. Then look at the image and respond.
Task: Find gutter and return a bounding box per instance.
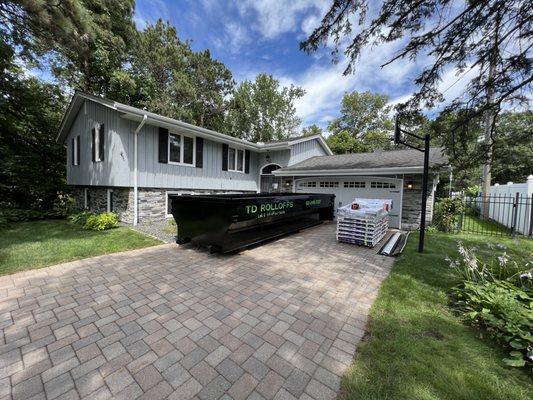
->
[273,166,426,177]
[133,115,147,226]
[58,93,335,155]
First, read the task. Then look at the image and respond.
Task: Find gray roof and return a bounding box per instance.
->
[263,135,318,144]
[57,92,332,155]
[277,147,448,172]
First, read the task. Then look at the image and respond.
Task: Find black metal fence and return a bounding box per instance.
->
[459,193,533,237]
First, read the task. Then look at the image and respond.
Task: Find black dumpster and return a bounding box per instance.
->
[169,193,335,253]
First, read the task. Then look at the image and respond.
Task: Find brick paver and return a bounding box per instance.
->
[0,223,393,399]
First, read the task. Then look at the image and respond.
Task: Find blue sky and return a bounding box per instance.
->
[134,0,473,130]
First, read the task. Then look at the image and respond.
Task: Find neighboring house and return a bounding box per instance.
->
[274,148,449,229]
[56,92,331,224]
[56,92,448,230]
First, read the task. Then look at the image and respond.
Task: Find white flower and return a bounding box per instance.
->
[497,253,509,267]
[519,271,532,280]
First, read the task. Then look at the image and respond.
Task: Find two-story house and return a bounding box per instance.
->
[57,92,448,229]
[56,92,332,225]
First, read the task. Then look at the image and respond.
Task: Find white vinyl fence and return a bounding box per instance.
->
[487,175,533,235]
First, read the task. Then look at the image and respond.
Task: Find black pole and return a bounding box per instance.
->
[418,134,430,253]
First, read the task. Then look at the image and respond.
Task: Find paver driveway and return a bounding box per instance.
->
[0,223,394,400]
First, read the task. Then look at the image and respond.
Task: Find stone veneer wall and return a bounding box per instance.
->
[73,178,436,228]
[70,186,133,222]
[401,174,436,230]
[71,186,252,224]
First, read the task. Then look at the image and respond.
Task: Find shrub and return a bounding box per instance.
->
[53,192,78,214]
[465,185,481,197]
[451,280,533,367]
[433,197,464,232]
[447,243,533,368]
[84,212,119,231]
[68,211,93,226]
[0,208,67,222]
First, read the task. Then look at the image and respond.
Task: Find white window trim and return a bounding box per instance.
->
[73,136,80,166]
[107,189,113,212]
[228,146,245,173]
[94,125,102,162]
[168,132,196,167]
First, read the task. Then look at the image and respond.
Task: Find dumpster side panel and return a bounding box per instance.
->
[170,193,335,252]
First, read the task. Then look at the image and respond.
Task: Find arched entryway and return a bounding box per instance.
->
[260,164,282,192]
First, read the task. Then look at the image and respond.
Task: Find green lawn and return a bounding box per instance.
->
[461,213,512,236]
[340,231,533,400]
[0,220,161,276]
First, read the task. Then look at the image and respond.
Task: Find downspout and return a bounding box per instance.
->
[133,115,147,226]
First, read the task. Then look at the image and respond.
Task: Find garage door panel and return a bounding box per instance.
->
[295,177,403,228]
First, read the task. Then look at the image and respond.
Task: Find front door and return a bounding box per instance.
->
[260,175,282,192]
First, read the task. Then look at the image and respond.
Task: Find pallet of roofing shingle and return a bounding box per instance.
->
[336,198,391,247]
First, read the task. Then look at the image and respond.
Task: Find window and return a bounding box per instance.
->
[72,136,80,166]
[92,124,104,162]
[344,181,365,188]
[228,147,235,170]
[228,146,245,172]
[237,149,244,171]
[319,181,339,188]
[299,181,317,188]
[168,133,195,166]
[370,181,396,189]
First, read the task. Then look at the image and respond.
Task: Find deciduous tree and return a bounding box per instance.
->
[225,74,304,142]
[328,91,393,152]
[326,130,368,154]
[301,124,323,137]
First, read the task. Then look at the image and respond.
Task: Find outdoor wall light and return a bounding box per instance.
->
[407,182,414,189]
[265,154,271,163]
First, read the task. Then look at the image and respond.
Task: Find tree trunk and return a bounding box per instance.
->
[481,21,499,220]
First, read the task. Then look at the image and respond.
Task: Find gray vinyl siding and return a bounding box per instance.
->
[66,100,132,187]
[289,139,327,165]
[259,150,291,172]
[136,124,259,191]
[66,100,260,191]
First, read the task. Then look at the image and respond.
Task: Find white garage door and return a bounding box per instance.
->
[295,177,403,228]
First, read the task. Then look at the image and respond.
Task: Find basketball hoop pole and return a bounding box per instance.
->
[394,117,430,253]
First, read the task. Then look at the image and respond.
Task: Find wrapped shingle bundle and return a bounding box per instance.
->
[336,198,391,247]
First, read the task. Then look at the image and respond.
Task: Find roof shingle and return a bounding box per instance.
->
[277,147,448,172]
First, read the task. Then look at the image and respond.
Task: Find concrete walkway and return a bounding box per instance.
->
[0,223,394,400]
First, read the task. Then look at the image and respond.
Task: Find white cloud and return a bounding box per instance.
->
[389,64,480,110]
[277,38,420,127]
[237,0,328,39]
[213,21,251,54]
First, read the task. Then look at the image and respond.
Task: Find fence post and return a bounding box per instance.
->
[511,192,519,235]
[526,194,533,236]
